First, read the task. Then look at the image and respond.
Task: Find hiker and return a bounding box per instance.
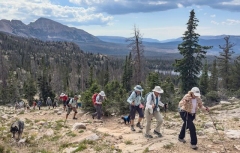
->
[127,85,144,131]
[37,99,42,110]
[145,86,167,138]
[178,87,209,150]
[46,97,52,109]
[60,93,68,111]
[53,98,58,108]
[77,95,82,109]
[32,100,37,110]
[66,95,78,120]
[92,91,106,120]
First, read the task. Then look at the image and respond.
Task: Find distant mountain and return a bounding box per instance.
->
[0,18,240,56]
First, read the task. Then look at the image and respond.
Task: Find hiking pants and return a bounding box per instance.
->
[92,104,102,119]
[145,109,163,135]
[178,111,197,145]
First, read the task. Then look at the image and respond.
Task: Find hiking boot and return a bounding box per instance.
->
[145,134,153,138]
[131,125,136,131]
[92,114,95,119]
[136,122,143,129]
[73,117,77,120]
[191,145,198,150]
[178,138,186,143]
[154,130,162,137]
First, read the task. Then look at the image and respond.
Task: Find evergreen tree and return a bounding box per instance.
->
[231,56,240,91]
[146,72,160,93]
[209,59,218,91]
[173,9,212,93]
[23,77,37,105]
[199,60,209,95]
[217,36,235,89]
[122,53,133,92]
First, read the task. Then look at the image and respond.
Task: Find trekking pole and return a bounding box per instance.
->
[208,112,227,152]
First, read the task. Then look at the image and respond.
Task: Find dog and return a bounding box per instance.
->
[10,120,24,141]
[121,115,130,124]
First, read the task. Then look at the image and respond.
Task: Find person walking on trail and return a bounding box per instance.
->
[145,86,167,138]
[178,87,209,150]
[66,95,78,120]
[127,85,144,131]
[92,91,106,120]
[60,93,68,111]
[37,99,42,110]
[77,95,82,109]
[32,100,37,110]
[46,97,52,109]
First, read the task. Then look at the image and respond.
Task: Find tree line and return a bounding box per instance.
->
[0,9,240,115]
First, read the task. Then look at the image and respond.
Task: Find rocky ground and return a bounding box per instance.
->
[1,99,240,153]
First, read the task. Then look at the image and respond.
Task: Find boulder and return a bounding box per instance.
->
[72,123,86,131]
[1,114,8,120]
[204,122,214,128]
[45,129,54,136]
[57,111,62,115]
[85,133,99,141]
[220,101,231,105]
[225,130,240,139]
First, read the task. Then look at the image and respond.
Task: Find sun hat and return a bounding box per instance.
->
[134,85,144,92]
[191,87,201,97]
[152,86,164,93]
[60,93,65,97]
[99,91,106,97]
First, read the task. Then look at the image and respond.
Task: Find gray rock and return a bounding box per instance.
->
[225,130,240,139]
[204,122,214,128]
[1,114,8,120]
[85,133,99,141]
[72,123,86,130]
[57,111,62,115]
[220,101,231,105]
[45,129,54,136]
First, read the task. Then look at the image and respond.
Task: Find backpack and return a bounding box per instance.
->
[92,93,98,106]
[66,98,72,106]
[143,92,154,109]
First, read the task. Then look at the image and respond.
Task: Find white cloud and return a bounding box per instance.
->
[222,0,240,5]
[177,3,183,8]
[0,0,113,25]
[222,19,240,25]
[210,14,216,17]
[211,20,219,25]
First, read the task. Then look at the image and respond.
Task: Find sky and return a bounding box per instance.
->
[0,0,240,41]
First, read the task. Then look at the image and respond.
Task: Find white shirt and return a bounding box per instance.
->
[146,92,164,112]
[191,99,197,113]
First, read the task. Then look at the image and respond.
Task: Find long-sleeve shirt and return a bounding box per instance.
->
[127,91,143,106]
[145,92,164,112]
[179,93,203,113]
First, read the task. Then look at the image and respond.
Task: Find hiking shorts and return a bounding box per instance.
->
[67,107,77,115]
[130,105,144,120]
[63,101,67,106]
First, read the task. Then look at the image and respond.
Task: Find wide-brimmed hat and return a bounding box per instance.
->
[191,87,201,97]
[134,85,144,92]
[152,86,164,93]
[99,91,106,97]
[60,93,65,97]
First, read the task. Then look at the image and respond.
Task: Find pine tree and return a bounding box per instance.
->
[122,53,133,92]
[217,36,235,89]
[231,56,240,91]
[199,60,209,95]
[146,72,160,92]
[209,59,218,91]
[23,77,37,105]
[173,9,212,93]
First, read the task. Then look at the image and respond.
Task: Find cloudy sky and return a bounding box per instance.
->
[0,0,240,40]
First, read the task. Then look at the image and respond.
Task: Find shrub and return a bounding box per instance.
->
[205,91,220,106]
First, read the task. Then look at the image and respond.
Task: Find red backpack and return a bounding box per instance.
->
[92,93,98,105]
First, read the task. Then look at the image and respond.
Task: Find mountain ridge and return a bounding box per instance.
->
[0,18,240,55]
